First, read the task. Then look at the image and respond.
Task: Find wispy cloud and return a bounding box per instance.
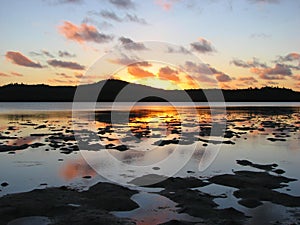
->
[89,10,148,25]
[47,59,85,70]
[190,38,215,54]
[237,76,258,85]
[99,10,123,22]
[250,33,271,39]
[29,50,54,58]
[42,50,54,58]
[58,21,113,44]
[107,53,140,65]
[56,72,73,78]
[167,46,190,54]
[125,13,147,25]
[0,72,10,77]
[58,50,76,58]
[0,71,23,77]
[5,51,43,68]
[231,57,267,68]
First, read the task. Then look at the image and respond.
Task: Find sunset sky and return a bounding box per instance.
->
[0,0,300,90]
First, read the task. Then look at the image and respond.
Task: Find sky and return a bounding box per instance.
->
[0,0,300,90]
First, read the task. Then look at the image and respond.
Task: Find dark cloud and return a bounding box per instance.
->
[238,76,258,82]
[107,53,139,65]
[99,10,123,22]
[29,50,54,58]
[42,50,54,58]
[167,46,190,55]
[125,14,147,25]
[276,53,300,62]
[119,37,147,50]
[6,51,43,68]
[237,76,258,85]
[182,61,212,75]
[231,58,267,68]
[81,17,113,30]
[209,66,232,82]
[58,50,76,58]
[216,73,232,82]
[181,61,217,83]
[58,21,113,44]
[89,10,147,25]
[250,63,292,80]
[47,59,85,70]
[132,61,152,67]
[190,38,215,54]
[108,0,135,9]
[56,72,73,78]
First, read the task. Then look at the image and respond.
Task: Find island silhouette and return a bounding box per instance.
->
[0,79,299,102]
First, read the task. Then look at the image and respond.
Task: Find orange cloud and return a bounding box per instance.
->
[0,72,10,77]
[0,71,23,77]
[58,21,113,44]
[11,71,23,77]
[158,66,180,82]
[127,65,155,78]
[6,51,43,68]
[155,0,179,10]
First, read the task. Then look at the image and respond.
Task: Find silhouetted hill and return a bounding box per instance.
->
[0,80,299,102]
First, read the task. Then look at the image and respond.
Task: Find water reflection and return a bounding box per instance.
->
[0,105,300,224]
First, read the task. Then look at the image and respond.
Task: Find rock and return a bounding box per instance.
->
[1,182,9,187]
[34,125,47,129]
[238,199,262,208]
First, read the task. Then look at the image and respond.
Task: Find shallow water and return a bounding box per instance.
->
[0,102,300,224]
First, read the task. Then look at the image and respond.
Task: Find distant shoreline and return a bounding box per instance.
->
[1,79,300,102]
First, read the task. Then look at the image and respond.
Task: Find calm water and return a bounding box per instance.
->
[0,102,300,224]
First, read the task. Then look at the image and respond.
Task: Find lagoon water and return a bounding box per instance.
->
[0,102,300,224]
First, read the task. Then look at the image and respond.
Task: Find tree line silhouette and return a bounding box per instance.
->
[0,80,299,102]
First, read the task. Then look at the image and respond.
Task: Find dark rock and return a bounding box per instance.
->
[34,125,47,129]
[238,199,262,208]
[1,182,9,187]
